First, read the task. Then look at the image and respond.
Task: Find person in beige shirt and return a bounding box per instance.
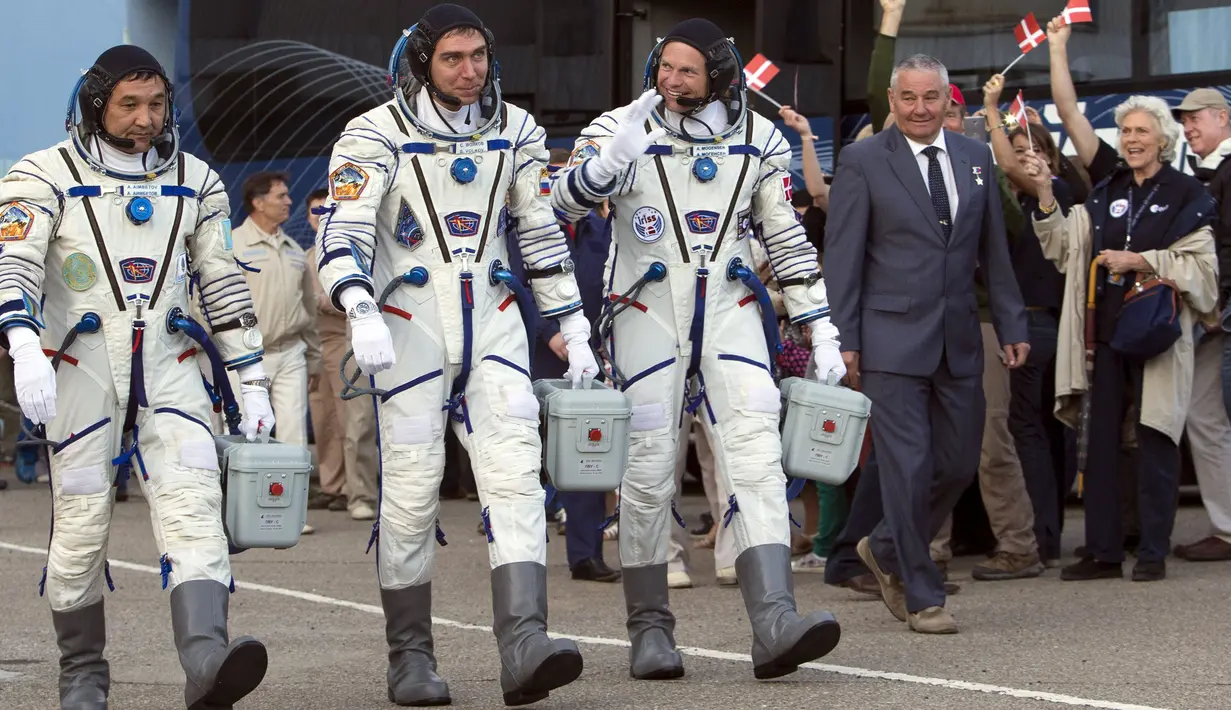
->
[304,188,378,521]
[223,172,321,450]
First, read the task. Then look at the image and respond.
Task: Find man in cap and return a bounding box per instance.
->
[1172,88,1231,562]
[315,4,593,706]
[0,45,274,708]
[552,18,843,680]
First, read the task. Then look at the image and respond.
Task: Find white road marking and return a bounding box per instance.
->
[0,541,1168,710]
[0,669,23,682]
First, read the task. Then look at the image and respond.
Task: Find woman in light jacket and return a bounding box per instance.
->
[1022,91,1217,582]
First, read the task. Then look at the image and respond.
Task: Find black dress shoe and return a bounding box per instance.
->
[570,558,621,583]
[1131,560,1165,582]
[1060,557,1123,581]
[690,513,714,537]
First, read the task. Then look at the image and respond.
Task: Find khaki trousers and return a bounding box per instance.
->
[933,322,1038,559]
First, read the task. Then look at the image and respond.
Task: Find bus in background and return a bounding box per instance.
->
[169,0,1231,244]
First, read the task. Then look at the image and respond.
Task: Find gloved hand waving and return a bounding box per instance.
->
[586,90,669,185]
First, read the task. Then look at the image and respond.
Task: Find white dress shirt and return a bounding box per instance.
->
[904,130,960,224]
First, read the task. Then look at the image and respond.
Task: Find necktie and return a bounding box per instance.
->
[922,146,952,239]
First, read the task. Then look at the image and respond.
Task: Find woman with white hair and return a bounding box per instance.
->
[1039,16,1218,582]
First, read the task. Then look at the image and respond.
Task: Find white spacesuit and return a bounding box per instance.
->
[315,5,592,706]
[0,46,273,709]
[552,19,844,681]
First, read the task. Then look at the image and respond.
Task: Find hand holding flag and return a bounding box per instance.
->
[1002,12,1046,74]
[1005,91,1037,154]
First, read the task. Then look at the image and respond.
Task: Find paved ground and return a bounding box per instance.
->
[1,478,1228,710]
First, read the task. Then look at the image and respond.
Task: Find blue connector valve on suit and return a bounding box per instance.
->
[693,157,717,182]
[451,157,478,184]
[126,196,153,225]
[402,266,430,287]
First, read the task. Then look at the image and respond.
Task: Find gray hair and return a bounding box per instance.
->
[1114,95,1182,164]
[890,54,950,93]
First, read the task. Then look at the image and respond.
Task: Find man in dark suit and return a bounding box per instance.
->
[823,54,1028,634]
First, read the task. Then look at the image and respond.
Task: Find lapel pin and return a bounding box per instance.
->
[972,166,984,186]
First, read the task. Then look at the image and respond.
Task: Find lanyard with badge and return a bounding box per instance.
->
[1107,184,1160,285]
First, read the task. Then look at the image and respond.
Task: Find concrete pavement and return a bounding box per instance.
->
[1,480,1227,710]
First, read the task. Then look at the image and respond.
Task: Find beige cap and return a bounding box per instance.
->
[1173,88,1229,118]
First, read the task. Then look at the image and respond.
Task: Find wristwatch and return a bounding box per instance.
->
[242,378,272,390]
[347,300,379,320]
[525,258,575,280]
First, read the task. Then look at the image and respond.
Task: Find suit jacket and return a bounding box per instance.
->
[506,209,613,380]
[823,125,1026,379]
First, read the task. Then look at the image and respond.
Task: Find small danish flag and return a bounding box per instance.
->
[1062,0,1094,26]
[743,54,780,92]
[1008,91,1029,127]
[1014,12,1047,53]
[781,174,793,203]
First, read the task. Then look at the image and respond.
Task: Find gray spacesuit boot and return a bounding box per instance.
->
[381,584,451,706]
[736,544,841,679]
[51,600,110,709]
[490,562,583,706]
[622,564,684,680]
[170,580,268,709]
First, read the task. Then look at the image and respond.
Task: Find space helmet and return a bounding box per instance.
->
[388,3,503,140]
[67,44,179,178]
[642,18,748,141]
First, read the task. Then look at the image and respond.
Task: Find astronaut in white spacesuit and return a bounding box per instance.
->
[315,5,595,706]
[552,19,846,681]
[0,46,274,709]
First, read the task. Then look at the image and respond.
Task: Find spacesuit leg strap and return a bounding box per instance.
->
[135,405,231,593]
[461,355,546,570]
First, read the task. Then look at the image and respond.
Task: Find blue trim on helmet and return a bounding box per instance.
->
[388,24,505,143]
[64,73,181,181]
[640,36,749,145]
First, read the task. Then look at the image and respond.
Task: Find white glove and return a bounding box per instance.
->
[340,286,395,375]
[238,384,275,441]
[809,318,847,384]
[7,326,56,425]
[558,310,600,389]
[586,89,669,184]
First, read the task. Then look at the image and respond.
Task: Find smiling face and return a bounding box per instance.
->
[430,28,488,106]
[1011,133,1035,168]
[1181,107,1230,159]
[889,69,947,143]
[657,41,708,114]
[1119,110,1165,172]
[102,74,167,154]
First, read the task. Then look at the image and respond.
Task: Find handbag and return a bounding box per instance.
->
[1109,272,1183,361]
